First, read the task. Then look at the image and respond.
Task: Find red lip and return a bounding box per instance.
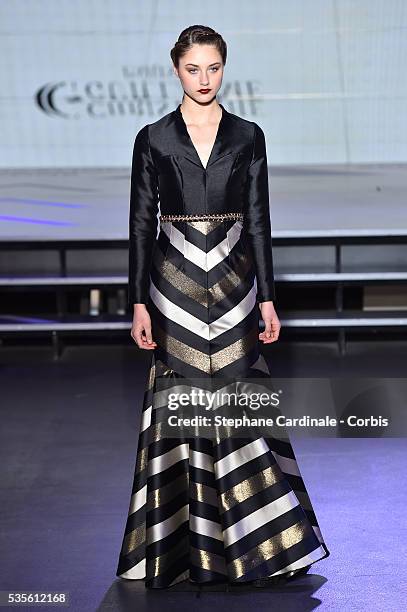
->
[198,89,211,93]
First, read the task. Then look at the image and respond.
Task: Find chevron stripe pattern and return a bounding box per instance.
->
[116,218,330,588]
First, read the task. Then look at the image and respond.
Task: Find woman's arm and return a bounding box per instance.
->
[128,124,159,307]
[244,122,276,304]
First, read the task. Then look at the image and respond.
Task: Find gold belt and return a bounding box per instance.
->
[160,212,244,222]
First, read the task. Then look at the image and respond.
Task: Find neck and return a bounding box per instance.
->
[179,96,222,125]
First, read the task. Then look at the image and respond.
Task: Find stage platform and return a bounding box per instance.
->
[0,163,407,241]
[1,163,407,354]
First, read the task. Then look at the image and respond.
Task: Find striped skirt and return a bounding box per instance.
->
[116,214,330,588]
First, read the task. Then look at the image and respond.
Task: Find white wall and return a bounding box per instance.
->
[0,0,406,168]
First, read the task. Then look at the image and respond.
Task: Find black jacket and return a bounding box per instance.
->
[128,102,276,306]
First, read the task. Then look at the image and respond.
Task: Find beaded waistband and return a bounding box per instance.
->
[160,212,244,222]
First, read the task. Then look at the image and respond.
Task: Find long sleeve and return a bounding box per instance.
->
[128,124,159,306]
[243,123,276,303]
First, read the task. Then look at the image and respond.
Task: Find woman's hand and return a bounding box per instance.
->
[258,301,281,344]
[131,304,157,350]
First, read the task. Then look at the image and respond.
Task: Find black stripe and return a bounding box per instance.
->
[225,504,308,561]
[146,521,189,558]
[147,458,189,490]
[190,499,222,523]
[147,490,189,526]
[190,532,225,557]
[233,532,327,582]
[216,451,280,493]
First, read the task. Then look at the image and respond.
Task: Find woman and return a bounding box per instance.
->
[116,25,329,589]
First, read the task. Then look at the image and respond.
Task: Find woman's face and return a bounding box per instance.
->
[174,44,224,103]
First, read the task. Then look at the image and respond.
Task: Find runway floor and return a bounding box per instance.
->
[1,163,406,241]
[1,340,406,611]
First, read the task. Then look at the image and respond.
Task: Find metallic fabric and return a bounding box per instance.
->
[116,217,330,588]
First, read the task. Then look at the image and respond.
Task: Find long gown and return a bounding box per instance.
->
[116,103,330,588]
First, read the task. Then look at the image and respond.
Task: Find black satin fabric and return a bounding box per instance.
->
[128,103,276,305]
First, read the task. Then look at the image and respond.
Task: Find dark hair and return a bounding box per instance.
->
[170,25,227,68]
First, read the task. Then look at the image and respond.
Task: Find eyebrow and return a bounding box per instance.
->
[184,62,221,67]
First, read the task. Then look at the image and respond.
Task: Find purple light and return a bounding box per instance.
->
[1,315,56,323]
[0,215,78,226]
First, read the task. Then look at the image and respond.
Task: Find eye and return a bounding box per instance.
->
[187,67,220,74]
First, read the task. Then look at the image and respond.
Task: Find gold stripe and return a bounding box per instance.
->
[153,322,211,374]
[157,256,208,307]
[146,421,167,443]
[211,329,258,372]
[153,323,257,375]
[190,481,218,507]
[229,518,312,579]
[219,464,284,513]
[147,359,156,390]
[138,446,148,472]
[148,472,189,509]
[156,248,252,308]
[190,546,228,575]
[208,250,251,306]
[188,219,224,235]
[122,523,145,555]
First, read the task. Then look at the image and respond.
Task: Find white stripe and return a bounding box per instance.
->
[226,220,243,252]
[150,280,210,339]
[118,557,145,579]
[140,406,152,432]
[147,504,189,543]
[147,443,189,476]
[209,285,257,339]
[214,438,270,479]
[129,484,147,515]
[223,491,300,546]
[162,221,243,272]
[150,280,257,341]
[185,232,226,270]
[271,451,302,477]
[189,449,215,473]
[190,514,223,541]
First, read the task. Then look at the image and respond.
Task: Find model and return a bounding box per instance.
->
[116,25,330,589]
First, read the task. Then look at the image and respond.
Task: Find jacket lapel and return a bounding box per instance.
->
[172,103,234,169]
